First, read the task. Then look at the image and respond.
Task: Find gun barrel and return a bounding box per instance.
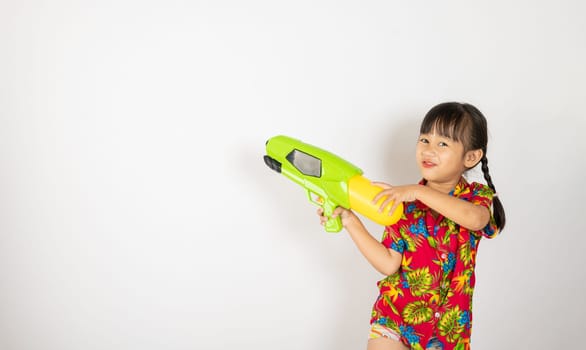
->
[264,155,282,173]
[264,135,403,231]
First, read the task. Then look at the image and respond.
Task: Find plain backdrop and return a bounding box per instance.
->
[1,1,585,349]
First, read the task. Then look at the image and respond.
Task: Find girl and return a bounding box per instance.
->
[318,102,506,350]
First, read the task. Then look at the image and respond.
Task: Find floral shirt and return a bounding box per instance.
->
[370,178,498,350]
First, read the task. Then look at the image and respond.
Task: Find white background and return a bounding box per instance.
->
[1,1,585,349]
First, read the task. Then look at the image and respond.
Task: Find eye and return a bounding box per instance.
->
[419,137,429,144]
[438,141,449,147]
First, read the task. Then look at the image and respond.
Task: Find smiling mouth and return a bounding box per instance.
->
[422,161,436,168]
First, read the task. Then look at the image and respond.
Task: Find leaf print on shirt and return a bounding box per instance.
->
[378,317,401,334]
[458,237,473,265]
[434,223,451,247]
[474,185,494,200]
[452,268,474,296]
[402,300,433,325]
[382,284,404,303]
[400,226,424,252]
[427,236,438,249]
[405,267,433,296]
[452,273,469,293]
[438,306,465,343]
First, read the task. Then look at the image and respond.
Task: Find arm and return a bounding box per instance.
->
[415,185,490,231]
[374,183,490,231]
[318,207,402,276]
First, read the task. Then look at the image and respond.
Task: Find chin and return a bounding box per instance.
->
[419,169,437,180]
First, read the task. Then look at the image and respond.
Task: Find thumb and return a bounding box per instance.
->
[330,206,345,218]
[371,181,392,189]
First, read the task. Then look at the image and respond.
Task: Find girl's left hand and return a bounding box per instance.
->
[371,182,420,215]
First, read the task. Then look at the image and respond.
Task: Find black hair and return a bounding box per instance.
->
[420,102,506,232]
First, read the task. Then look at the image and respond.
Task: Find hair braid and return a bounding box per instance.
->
[481,156,495,191]
[481,156,506,231]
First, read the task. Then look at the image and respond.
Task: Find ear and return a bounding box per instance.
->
[464,149,483,169]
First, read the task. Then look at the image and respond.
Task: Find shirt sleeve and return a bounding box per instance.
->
[382,225,406,253]
[469,182,499,239]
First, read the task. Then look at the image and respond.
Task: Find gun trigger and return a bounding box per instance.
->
[307,190,323,205]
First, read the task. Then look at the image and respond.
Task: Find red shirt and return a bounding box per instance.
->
[370,178,498,350]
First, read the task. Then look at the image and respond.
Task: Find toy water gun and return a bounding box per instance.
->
[263,135,403,232]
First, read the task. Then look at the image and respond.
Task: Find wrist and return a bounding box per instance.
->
[343,211,361,229]
[413,184,425,201]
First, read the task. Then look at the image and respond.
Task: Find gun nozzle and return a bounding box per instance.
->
[263,155,282,173]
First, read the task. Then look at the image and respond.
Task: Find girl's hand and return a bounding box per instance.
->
[371,182,420,215]
[316,206,357,228]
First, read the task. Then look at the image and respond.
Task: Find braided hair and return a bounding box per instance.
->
[419,102,506,231]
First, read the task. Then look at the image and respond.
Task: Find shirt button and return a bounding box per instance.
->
[435,312,441,319]
[441,253,447,260]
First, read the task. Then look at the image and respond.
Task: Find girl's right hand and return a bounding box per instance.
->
[316,206,356,228]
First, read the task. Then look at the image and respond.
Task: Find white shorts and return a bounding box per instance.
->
[368,324,445,350]
[369,323,401,341]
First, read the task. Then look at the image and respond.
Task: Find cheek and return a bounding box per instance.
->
[415,143,425,157]
[446,153,467,169]
[415,149,423,163]
[438,151,459,167]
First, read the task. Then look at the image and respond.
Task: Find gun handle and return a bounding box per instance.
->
[324,202,343,233]
[308,191,343,233]
[325,218,342,232]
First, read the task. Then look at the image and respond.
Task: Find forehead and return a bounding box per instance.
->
[420,131,460,142]
[421,116,467,142]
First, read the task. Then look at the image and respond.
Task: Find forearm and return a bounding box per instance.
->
[344,215,402,276]
[415,185,490,231]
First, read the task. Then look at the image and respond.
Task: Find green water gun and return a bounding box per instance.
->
[263,135,403,232]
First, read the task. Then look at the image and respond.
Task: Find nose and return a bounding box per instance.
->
[421,145,436,157]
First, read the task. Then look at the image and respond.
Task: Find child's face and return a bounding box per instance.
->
[416,132,468,185]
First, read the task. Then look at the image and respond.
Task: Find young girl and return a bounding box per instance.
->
[318,102,505,350]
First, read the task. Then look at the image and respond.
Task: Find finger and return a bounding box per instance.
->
[330,207,343,218]
[372,192,385,204]
[379,196,395,213]
[388,201,399,216]
[371,181,392,189]
[372,188,391,204]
